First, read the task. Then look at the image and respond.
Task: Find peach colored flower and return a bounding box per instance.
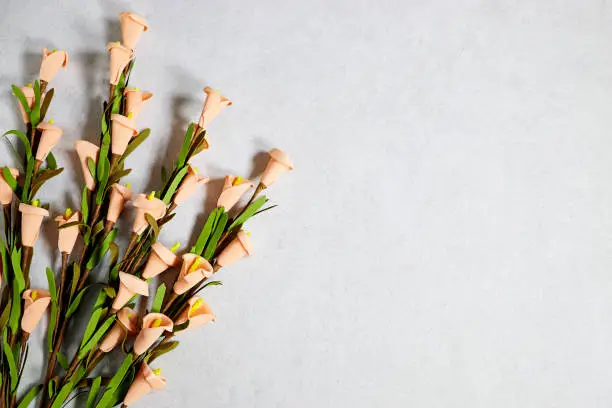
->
[217,175,254,211]
[100,307,139,353]
[74,141,100,191]
[124,88,153,119]
[175,296,215,330]
[133,313,173,356]
[111,113,138,156]
[198,87,232,130]
[216,230,253,268]
[39,48,68,83]
[172,253,213,295]
[35,121,63,161]
[107,42,133,85]
[15,85,35,124]
[142,242,179,279]
[261,148,294,187]
[132,194,166,235]
[112,272,149,312]
[21,289,51,333]
[107,183,134,224]
[55,210,81,254]
[173,165,209,205]
[120,12,149,50]
[19,203,49,247]
[0,168,19,205]
[123,362,166,406]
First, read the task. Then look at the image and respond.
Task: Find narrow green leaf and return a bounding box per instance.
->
[3,130,32,161]
[66,286,90,318]
[47,379,56,398]
[148,340,180,363]
[202,280,223,289]
[162,165,189,204]
[81,186,89,224]
[30,80,41,126]
[79,306,103,349]
[86,228,117,270]
[145,213,160,238]
[46,267,57,302]
[177,123,194,168]
[16,384,41,408]
[2,167,18,192]
[107,168,131,187]
[40,88,54,121]
[121,128,150,159]
[109,242,119,269]
[21,158,34,200]
[95,354,133,408]
[86,377,102,408]
[9,280,21,334]
[151,284,166,314]
[204,211,228,260]
[102,286,116,298]
[46,301,57,353]
[71,263,81,296]
[79,315,116,358]
[50,381,73,408]
[12,85,31,116]
[3,335,18,392]
[228,196,269,230]
[10,249,25,291]
[57,352,69,371]
[30,167,64,197]
[191,208,220,255]
[45,152,58,170]
[87,157,96,180]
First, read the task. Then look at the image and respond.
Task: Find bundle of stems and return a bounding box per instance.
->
[0,11,293,408]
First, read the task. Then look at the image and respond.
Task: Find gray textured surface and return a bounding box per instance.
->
[1,0,612,407]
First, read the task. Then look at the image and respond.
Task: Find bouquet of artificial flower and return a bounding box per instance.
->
[0,11,293,408]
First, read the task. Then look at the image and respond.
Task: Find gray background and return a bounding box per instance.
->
[1,0,612,407]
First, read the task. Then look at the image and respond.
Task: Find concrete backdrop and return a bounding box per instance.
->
[2,0,612,407]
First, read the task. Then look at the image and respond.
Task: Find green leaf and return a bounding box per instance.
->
[40,88,54,121]
[57,352,69,371]
[102,286,116,298]
[191,208,220,255]
[161,165,168,183]
[87,157,96,180]
[96,156,110,185]
[30,167,64,197]
[81,186,89,224]
[107,168,131,187]
[86,228,117,270]
[204,211,228,260]
[147,340,180,363]
[45,152,58,170]
[93,289,108,310]
[30,80,42,126]
[228,196,269,230]
[2,167,18,192]
[47,379,56,398]
[17,384,41,408]
[86,377,102,408]
[21,158,35,200]
[109,242,119,269]
[253,204,278,217]
[0,301,11,330]
[46,301,57,352]
[145,213,160,239]
[79,305,103,349]
[12,85,31,116]
[162,165,189,204]
[79,314,116,358]
[151,284,166,313]
[46,267,57,302]
[50,381,73,408]
[10,248,25,292]
[177,123,194,168]
[3,130,32,161]
[71,263,81,296]
[95,355,133,408]
[121,128,150,160]
[9,280,21,335]
[3,334,18,392]
[66,286,90,318]
[201,280,223,289]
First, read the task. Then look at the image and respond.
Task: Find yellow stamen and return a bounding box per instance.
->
[134,87,140,91]
[190,298,203,314]
[147,191,155,200]
[52,49,57,53]
[127,112,133,119]
[188,258,201,274]
[170,242,181,252]
[26,83,32,88]
[65,208,72,219]
[127,313,133,319]
[115,41,120,45]
[125,182,132,189]
[193,167,199,173]
[151,318,162,328]
[153,368,162,376]
[32,199,40,207]
[246,231,251,237]
[48,118,54,124]
[31,290,38,301]
[232,176,243,186]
